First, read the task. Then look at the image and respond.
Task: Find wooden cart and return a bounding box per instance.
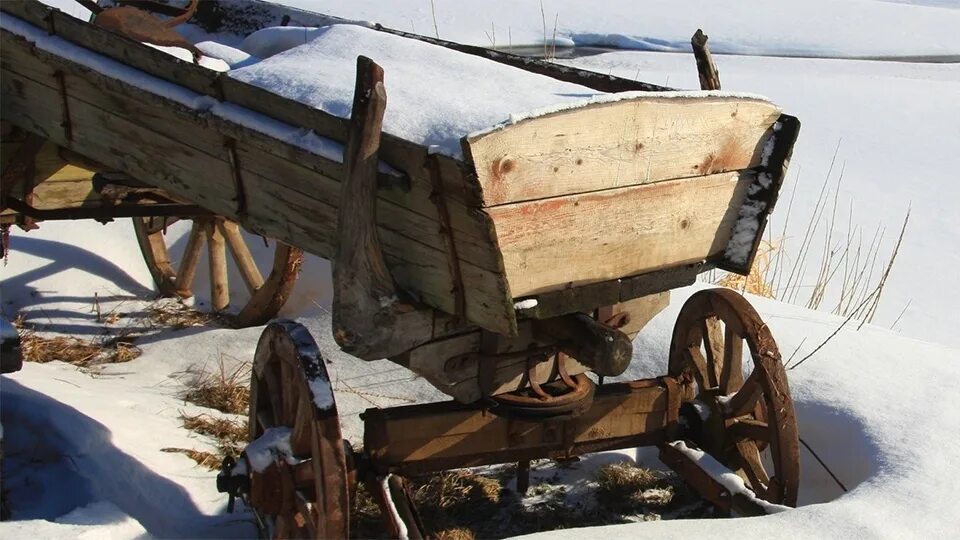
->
[1,1,802,537]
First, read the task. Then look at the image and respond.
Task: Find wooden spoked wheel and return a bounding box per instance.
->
[668,288,800,507]
[133,216,303,327]
[248,320,351,539]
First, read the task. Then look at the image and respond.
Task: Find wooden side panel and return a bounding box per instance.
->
[465,97,780,206]
[488,171,753,297]
[0,28,517,335]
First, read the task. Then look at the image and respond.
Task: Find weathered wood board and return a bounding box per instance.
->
[363,378,689,474]
[465,97,781,206]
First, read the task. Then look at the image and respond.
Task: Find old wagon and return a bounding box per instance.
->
[1,0,801,537]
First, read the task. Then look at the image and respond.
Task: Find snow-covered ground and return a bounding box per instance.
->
[3,0,960,538]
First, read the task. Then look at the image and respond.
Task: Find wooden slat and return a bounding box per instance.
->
[488,171,754,297]
[465,96,781,206]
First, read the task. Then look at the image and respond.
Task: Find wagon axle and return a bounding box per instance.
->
[218,289,800,537]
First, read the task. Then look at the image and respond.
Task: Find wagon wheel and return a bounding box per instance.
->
[133,216,303,327]
[668,288,800,507]
[247,320,351,539]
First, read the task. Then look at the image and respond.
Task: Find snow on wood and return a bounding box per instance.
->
[228,23,607,159]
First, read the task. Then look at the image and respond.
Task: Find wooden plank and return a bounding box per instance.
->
[515,263,704,320]
[488,171,753,297]
[718,114,801,274]
[0,35,493,247]
[0,68,240,217]
[362,379,681,474]
[465,96,781,206]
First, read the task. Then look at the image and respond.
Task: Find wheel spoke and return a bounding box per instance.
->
[727,418,771,442]
[207,220,230,311]
[735,440,770,498]
[281,360,302,430]
[719,325,744,394]
[723,369,764,418]
[175,221,205,297]
[701,317,723,388]
[686,345,710,391]
[219,220,265,294]
[263,364,286,425]
[289,400,312,457]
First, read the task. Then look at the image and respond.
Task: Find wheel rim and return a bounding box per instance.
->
[248,320,350,539]
[668,288,800,506]
[132,216,303,327]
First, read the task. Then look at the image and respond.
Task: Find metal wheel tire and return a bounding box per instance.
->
[668,288,800,506]
[133,216,303,327]
[247,320,350,539]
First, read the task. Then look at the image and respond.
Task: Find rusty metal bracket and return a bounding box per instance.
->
[426,154,466,322]
[54,70,73,141]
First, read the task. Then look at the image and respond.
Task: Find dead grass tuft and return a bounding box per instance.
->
[715,240,777,298]
[412,470,502,535]
[595,463,676,511]
[147,301,224,330]
[435,527,476,540]
[181,356,250,415]
[18,328,140,366]
[161,447,222,470]
[179,412,248,458]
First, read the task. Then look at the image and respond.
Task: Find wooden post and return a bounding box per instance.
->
[692,29,721,91]
[333,56,435,360]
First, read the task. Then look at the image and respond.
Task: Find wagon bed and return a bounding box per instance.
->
[0,0,796,339]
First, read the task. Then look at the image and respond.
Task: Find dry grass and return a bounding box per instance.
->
[595,463,676,512]
[181,356,250,415]
[160,447,222,470]
[17,322,141,367]
[413,470,502,536]
[147,301,224,330]
[180,412,248,458]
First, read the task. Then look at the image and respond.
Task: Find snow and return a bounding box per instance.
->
[666,440,790,515]
[723,199,768,266]
[242,427,295,473]
[277,0,960,59]
[380,475,409,540]
[514,299,539,310]
[229,23,606,158]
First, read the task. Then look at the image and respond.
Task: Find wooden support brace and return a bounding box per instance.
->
[532,313,633,376]
[332,56,435,360]
[692,29,721,91]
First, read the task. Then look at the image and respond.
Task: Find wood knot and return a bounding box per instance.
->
[492,156,516,178]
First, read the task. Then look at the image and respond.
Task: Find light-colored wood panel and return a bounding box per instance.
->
[465,96,780,206]
[488,171,752,297]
